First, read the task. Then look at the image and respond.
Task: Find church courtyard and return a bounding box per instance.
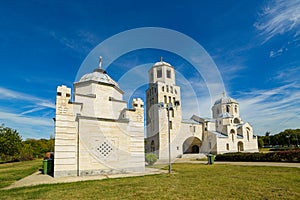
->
[0,160,299,199]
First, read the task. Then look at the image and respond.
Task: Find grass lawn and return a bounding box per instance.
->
[0,159,42,189]
[0,163,299,199]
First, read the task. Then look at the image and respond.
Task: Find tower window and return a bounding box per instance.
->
[169,121,172,129]
[226,105,230,113]
[171,109,174,117]
[175,89,177,94]
[157,69,162,78]
[235,105,238,113]
[164,95,167,103]
[170,86,173,93]
[162,86,164,92]
[166,85,169,92]
[169,96,171,103]
[226,143,229,150]
[167,69,171,78]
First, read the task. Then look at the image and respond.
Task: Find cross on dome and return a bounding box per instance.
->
[99,56,102,69]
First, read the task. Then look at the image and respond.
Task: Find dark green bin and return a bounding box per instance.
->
[207,154,215,165]
[43,159,54,174]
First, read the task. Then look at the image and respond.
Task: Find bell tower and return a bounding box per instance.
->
[146,59,182,159]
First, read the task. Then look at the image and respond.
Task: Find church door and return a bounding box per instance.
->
[192,145,199,153]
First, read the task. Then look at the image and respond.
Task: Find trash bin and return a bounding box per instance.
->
[47,159,53,174]
[43,159,48,174]
[43,159,54,174]
[207,154,215,165]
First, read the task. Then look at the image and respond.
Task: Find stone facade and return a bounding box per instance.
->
[145,60,258,159]
[54,63,145,178]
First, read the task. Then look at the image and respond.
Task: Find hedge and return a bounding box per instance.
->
[215,150,300,162]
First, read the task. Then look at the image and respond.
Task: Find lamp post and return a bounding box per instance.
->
[286,135,291,147]
[158,101,180,174]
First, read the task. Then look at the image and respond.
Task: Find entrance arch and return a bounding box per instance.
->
[237,141,244,152]
[183,137,202,154]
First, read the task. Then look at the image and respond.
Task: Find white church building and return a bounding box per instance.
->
[54,59,145,177]
[144,60,258,160]
[54,57,258,177]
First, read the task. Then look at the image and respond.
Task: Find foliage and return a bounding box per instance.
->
[215,150,300,162]
[0,125,23,161]
[23,137,54,158]
[0,159,42,189]
[0,164,299,199]
[260,129,300,147]
[0,124,54,162]
[145,153,158,165]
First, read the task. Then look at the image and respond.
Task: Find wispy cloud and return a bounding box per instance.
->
[254,0,300,43]
[272,65,300,83]
[236,83,300,135]
[0,87,55,109]
[269,46,288,58]
[47,30,99,54]
[0,87,55,138]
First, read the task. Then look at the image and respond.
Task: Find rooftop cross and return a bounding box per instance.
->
[222,91,226,97]
[99,56,102,69]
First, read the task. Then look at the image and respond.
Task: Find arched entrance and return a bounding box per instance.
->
[237,141,244,152]
[182,137,202,154]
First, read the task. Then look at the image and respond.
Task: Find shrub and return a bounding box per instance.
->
[145,153,158,165]
[215,150,300,162]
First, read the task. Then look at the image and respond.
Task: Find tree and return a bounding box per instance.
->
[0,124,22,161]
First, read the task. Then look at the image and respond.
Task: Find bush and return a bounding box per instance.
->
[145,153,158,165]
[215,150,300,162]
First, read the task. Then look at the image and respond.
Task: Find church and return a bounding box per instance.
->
[144,60,258,160]
[54,57,258,177]
[54,58,145,177]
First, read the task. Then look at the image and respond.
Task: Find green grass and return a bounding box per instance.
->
[0,163,299,199]
[0,159,42,189]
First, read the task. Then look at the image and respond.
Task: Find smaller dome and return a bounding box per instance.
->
[214,96,237,105]
[79,68,119,87]
[153,61,172,67]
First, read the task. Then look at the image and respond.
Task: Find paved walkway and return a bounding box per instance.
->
[174,159,300,168]
[3,160,299,190]
[3,167,167,190]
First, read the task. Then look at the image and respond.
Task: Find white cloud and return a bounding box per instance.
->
[269,47,288,58]
[0,87,55,138]
[236,83,300,135]
[254,0,300,43]
[0,87,55,109]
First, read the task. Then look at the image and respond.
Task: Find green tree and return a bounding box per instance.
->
[0,124,22,161]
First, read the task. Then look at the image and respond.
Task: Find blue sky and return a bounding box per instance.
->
[0,0,299,139]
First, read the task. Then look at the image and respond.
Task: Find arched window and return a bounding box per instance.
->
[226,143,229,150]
[230,129,235,142]
[235,105,238,113]
[246,128,251,141]
[226,105,230,113]
[162,86,164,92]
[233,118,240,124]
[166,85,169,92]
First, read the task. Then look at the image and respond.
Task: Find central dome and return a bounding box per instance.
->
[214,96,237,105]
[79,68,119,87]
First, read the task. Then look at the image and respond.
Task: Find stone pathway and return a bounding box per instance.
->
[3,167,167,190]
[174,158,300,168]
